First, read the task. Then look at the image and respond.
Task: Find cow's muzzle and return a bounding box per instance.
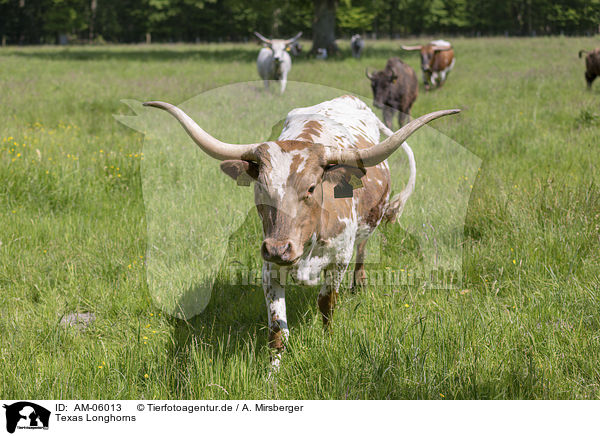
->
[261,238,299,266]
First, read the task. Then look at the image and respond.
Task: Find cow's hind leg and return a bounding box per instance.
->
[262,262,288,368]
[318,264,345,327]
[352,239,368,292]
[438,71,447,87]
[439,59,454,88]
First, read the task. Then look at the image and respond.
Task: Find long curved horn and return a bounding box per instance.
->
[254,32,272,45]
[143,101,258,161]
[285,31,302,45]
[326,109,460,167]
[365,67,374,80]
[401,45,422,51]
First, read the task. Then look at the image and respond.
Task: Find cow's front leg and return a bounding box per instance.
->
[398,110,410,127]
[262,262,289,364]
[382,106,395,130]
[585,71,596,89]
[279,72,288,94]
[318,264,346,327]
[352,239,368,291]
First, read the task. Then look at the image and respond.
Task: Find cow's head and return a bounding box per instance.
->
[254,31,302,65]
[143,101,459,266]
[366,67,397,109]
[402,42,452,73]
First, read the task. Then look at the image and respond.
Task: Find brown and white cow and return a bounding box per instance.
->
[143,96,459,367]
[579,48,600,89]
[402,40,455,91]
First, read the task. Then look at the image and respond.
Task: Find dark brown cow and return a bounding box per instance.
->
[579,48,600,89]
[402,40,455,91]
[143,96,459,368]
[367,57,418,128]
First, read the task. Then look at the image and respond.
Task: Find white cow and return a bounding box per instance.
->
[255,31,302,94]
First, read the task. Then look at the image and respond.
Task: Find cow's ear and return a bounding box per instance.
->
[220,160,259,186]
[324,165,366,198]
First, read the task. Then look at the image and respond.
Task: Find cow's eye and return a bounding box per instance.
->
[307,185,316,194]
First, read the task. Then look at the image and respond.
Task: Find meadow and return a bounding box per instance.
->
[0,37,599,399]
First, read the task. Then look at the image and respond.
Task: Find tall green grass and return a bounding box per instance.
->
[0,37,599,399]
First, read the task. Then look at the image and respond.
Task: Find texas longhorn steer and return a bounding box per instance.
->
[255,31,302,94]
[579,48,600,89]
[143,96,458,365]
[402,40,455,91]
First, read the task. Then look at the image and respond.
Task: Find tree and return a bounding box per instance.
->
[311,0,338,55]
[337,0,376,35]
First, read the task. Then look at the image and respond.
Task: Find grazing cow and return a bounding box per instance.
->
[351,34,364,58]
[143,96,459,367]
[289,41,302,56]
[255,31,302,94]
[316,48,328,59]
[402,40,455,91]
[367,57,418,128]
[579,48,600,89]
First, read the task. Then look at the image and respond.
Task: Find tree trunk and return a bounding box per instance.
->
[89,0,97,41]
[272,7,281,36]
[311,0,338,56]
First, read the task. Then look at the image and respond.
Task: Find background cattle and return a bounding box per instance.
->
[402,39,455,91]
[315,48,328,59]
[289,41,302,56]
[367,57,418,128]
[255,31,302,94]
[351,34,364,58]
[143,96,458,367]
[579,48,600,89]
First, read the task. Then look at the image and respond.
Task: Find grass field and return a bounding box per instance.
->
[1,37,599,400]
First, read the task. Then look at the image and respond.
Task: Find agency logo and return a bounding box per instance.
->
[2,402,50,434]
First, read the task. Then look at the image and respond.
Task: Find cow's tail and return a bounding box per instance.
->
[579,50,588,59]
[376,119,416,223]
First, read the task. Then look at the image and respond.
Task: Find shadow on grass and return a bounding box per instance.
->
[8,47,260,63]
[6,45,417,64]
[163,211,318,386]
[158,196,423,396]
